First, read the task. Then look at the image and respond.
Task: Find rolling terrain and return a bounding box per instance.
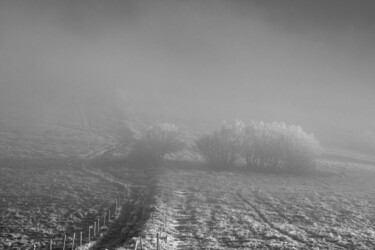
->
[142,159,375,249]
[1,117,375,249]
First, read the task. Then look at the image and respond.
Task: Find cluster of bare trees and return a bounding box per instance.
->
[196,120,322,173]
[195,121,243,169]
[126,120,321,173]
[128,123,184,167]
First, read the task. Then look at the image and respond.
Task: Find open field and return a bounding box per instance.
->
[0,158,135,249]
[1,116,375,249]
[0,115,118,159]
[2,157,375,249]
[2,1,375,248]
[138,159,375,250]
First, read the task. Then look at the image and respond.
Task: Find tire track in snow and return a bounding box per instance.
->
[168,189,198,250]
[252,189,352,249]
[237,191,310,247]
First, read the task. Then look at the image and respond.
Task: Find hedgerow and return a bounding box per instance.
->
[241,121,322,173]
[195,120,322,173]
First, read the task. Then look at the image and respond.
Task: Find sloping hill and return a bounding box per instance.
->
[0,114,118,159]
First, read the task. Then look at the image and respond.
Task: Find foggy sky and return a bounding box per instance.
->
[1,0,375,148]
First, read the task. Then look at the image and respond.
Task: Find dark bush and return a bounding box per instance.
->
[128,123,184,167]
[195,121,244,169]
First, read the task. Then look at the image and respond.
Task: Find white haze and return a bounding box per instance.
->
[0,0,374,152]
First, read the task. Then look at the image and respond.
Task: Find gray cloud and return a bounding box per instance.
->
[0,0,374,149]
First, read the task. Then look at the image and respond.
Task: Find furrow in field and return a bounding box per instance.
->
[169,191,260,249]
[237,191,309,247]
[221,194,278,247]
[252,189,353,249]
[155,166,375,249]
[170,190,201,249]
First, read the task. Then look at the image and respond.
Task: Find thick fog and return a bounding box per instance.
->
[1,0,375,151]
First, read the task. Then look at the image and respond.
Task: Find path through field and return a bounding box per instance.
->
[2,148,375,249]
[145,160,375,249]
[0,159,123,249]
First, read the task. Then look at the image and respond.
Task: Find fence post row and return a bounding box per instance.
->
[23,184,124,249]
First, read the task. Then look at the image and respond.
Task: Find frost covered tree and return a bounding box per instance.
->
[241,121,322,173]
[195,120,244,169]
[196,120,322,173]
[129,122,184,167]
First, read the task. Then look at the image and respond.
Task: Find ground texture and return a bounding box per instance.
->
[1,116,375,249]
[2,158,375,249]
[137,159,375,250]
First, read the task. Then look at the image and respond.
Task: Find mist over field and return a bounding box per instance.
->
[2,2,375,249]
[1,0,375,152]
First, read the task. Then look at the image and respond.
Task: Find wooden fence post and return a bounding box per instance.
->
[94,222,96,237]
[97,218,100,233]
[139,237,143,250]
[103,213,106,226]
[164,207,168,231]
[63,234,66,250]
[49,239,52,250]
[123,176,127,200]
[108,210,111,222]
[72,233,75,250]
[165,235,168,250]
[156,233,160,250]
[88,227,91,242]
[133,238,138,250]
[80,231,82,246]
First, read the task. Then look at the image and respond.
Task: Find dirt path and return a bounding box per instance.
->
[156,169,276,249]
[143,165,375,249]
[82,160,159,250]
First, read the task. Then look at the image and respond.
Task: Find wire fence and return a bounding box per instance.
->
[1,196,124,249]
[0,165,134,250]
[2,176,277,250]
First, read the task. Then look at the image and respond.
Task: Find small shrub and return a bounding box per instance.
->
[195,121,244,169]
[128,123,184,167]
